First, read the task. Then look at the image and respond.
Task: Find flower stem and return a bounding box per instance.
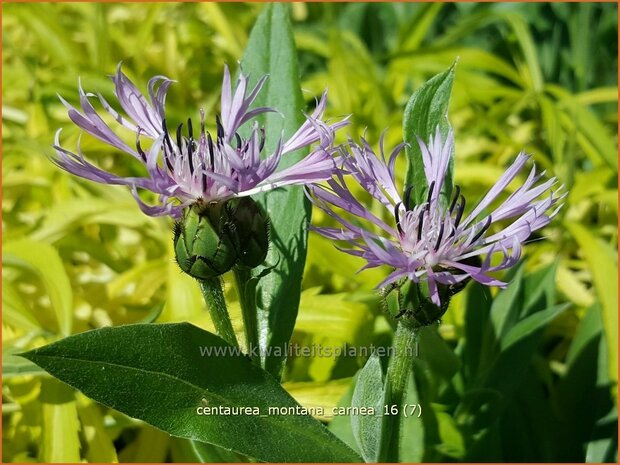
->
[233,267,260,363]
[198,278,239,348]
[381,320,418,462]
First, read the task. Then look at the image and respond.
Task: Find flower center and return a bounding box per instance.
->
[426,251,440,267]
[395,184,468,263]
[394,184,494,271]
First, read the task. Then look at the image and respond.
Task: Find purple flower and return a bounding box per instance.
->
[308,128,565,306]
[53,64,347,218]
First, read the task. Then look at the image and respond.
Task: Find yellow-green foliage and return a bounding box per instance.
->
[2,3,617,462]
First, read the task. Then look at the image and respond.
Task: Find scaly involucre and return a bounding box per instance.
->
[308,128,565,306]
[53,64,347,218]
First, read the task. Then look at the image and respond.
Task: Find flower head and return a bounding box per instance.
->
[53,64,347,218]
[309,128,565,309]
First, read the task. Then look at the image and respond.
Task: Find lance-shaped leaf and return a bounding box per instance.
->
[351,354,388,462]
[239,3,310,379]
[20,323,362,463]
[403,64,456,206]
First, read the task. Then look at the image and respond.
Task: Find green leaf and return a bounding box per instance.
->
[500,304,569,352]
[118,425,170,462]
[21,323,362,463]
[239,3,310,379]
[415,325,460,381]
[8,5,79,67]
[4,239,73,336]
[565,303,604,368]
[39,378,81,462]
[585,409,618,463]
[30,198,158,243]
[489,263,525,340]
[77,399,119,463]
[137,302,165,324]
[521,261,558,316]
[292,288,373,382]
[397,3,444,52]
[403,64,456,205]
[566,222,618,385]
[399,370,425,462]
[540,96,566,168]
[161,240,204,323]
[201,3,245,57]
[556,304,615,460]
[546,84,619,171]
[283,378,353,421]
[107,259,167,306]
[170,438,244,463]
[483,304,568,399]
[329,377,362,455]
[2,280,41,332]
[435,411,465,459]
[3,349,47,378]
[351,354,386,462]
[500,372,561,461]
[499,13,544,91]
[462,282,492,381]
[475,263,524,373]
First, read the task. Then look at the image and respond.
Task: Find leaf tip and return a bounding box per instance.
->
[13,349,35,361]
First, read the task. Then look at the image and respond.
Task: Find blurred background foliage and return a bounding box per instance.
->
[2,2,617,462]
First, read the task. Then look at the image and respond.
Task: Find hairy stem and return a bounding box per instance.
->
[198,277,239,348]
[381,320,418,462]
[233,267,260,363]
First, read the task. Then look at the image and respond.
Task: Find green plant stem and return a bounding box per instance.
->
[381,320,418,462]
[198,278,239,348]
[233,267,260,362]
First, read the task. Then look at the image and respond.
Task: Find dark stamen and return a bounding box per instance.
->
[202,172,207,192]
[163,147,174,172]
[425,181,435,209]
[187,118,194,141]
[403,185,414,211]
[162,120,173,150]
[186,119,195,174]
[159,121,175,172]
[176,123,184,151]
[453,197,465,229]
[163,132,174,153]
[417,210,425,241]
[394,202,403,235]
[235,133,242,150]
[135,131,147,162]
[454,195,465,228]
[207,133,215,167]
[200,110,206,137]
[216,115,224,141]
[449,185,461,213]
[163,152,175,173]
[470,215,492,244]
[259,128,266,152]
[187,139,194,174]
[434,221,445,251]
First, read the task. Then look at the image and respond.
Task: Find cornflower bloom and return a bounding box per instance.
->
[309,128,565,309]
[53,64,346,218]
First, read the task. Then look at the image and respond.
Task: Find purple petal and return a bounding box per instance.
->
[111,63,164,138]
[461,151,530,228]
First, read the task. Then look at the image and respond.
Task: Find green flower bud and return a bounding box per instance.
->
[173,203,237,279]
[383,280,449,328]
[223,197,270,268]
